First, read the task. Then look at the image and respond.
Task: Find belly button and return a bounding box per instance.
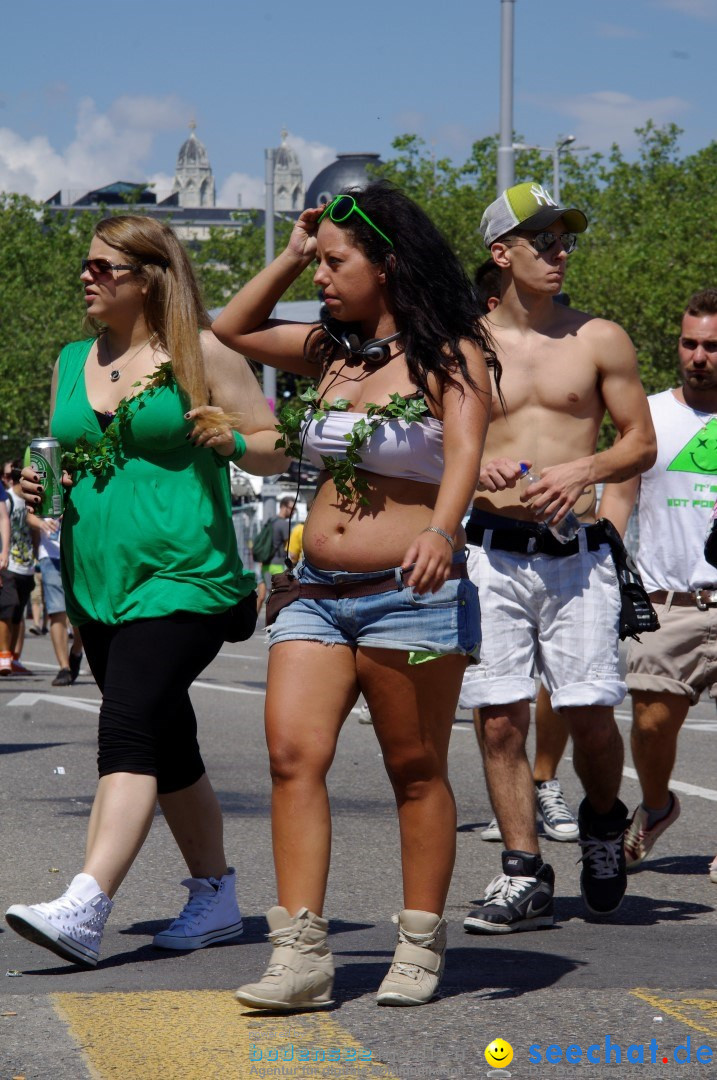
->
[336,526,345,535]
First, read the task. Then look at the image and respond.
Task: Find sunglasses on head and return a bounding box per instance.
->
[318,194,393,248]
[522,231,578,255]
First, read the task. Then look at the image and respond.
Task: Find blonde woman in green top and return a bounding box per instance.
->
[6,215,287,968]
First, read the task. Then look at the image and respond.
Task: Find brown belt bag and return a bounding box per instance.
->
[265,563,468,627]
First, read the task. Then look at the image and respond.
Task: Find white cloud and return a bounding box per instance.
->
[595,22,642,38]
[283,132,336,187]
[537,90,690,152]
[659,0,717,18]
[146,171,176,203]
[217,171,264,209]
[216,133,336,208]
[0,94,188,202]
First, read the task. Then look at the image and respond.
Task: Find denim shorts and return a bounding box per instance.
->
[268,553,480,656]
[39,556,67,616]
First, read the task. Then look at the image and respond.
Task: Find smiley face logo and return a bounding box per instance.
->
[485,1038,514,1068]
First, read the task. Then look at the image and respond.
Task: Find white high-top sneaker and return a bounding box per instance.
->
[235,906,334,1011]
[376,909,447,1006]
[153,867,243,950]
[5,873,112,968]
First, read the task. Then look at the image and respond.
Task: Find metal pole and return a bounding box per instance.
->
[553,147,560,204]
[496,0,516,194]
[263,148,277,412]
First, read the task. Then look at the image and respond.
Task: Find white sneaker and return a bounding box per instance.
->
[5,873,112,967]
[357,703,374,725]
[536,779,579,842]
[235,906,334,1011]
[481,817,502,842]
[376,910,447,1006]
[709,855,717,884]
[153,867,243,950]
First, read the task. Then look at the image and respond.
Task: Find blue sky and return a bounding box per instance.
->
[2,0,713,207]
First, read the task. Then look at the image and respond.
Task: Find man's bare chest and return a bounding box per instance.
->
[492,343,601,419]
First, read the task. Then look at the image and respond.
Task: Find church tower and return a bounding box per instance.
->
[274,130,304,212]
[172,122,216,208]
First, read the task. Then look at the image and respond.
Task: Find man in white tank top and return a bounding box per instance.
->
[600,289,717,884]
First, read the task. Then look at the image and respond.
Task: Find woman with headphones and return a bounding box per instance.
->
[214,181,496,1009]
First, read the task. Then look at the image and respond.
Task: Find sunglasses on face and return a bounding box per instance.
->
[524,231,578,255]
[81,258,139,276]
[318,194,393,248]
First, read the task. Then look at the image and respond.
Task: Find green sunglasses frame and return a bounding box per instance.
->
[317,194,393,248]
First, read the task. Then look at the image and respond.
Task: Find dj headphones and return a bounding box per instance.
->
[319,306,401,367]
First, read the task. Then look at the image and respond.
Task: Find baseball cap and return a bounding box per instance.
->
[480,181,588,247]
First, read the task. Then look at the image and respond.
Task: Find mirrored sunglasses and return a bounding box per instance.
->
[528,231,578,255]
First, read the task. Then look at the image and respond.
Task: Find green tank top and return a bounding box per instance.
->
[51,338,255,626]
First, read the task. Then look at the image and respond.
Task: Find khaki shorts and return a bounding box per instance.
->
[626,600,717,703]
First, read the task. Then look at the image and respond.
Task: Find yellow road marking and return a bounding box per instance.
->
[52,991,401,1080]
[631,989,717,1040]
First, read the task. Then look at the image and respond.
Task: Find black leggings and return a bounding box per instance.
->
[81,612,228,795]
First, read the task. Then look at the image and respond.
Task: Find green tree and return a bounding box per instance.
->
[0,195,102,458]
[191,213,316,309]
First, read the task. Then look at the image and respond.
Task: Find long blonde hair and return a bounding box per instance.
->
[85,215,211,411]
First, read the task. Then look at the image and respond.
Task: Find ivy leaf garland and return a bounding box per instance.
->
[63,362,175,478]
[275,388,429,506]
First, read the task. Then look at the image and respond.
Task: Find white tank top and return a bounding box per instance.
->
[300,408,445,485]
[636,390,717,591]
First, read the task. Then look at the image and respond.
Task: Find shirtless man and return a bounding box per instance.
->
[460,182,656,933]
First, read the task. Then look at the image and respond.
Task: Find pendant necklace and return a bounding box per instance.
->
[103,332,157,382]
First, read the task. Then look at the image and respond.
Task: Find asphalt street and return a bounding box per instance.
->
[1,629,716,1080]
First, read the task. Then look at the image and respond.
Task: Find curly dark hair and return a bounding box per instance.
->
[305,181,500,400]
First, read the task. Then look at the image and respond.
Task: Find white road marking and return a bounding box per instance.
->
[192,680,264,696]
[217,652,263,661]
[7,692,100,714]
[622,766,717,803]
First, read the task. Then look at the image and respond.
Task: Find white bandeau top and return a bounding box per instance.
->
[300,408,445,485]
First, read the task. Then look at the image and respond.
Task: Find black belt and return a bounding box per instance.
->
[466,520,607,558]
[649,589,717,610]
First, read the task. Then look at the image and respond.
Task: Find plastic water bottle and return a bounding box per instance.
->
[519,463,580,544]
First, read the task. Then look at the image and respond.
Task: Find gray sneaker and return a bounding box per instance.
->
[376,909,447,1006]
[480,816,502,842]
[235,906,334,1011]
[536,779,579,842]
[153,868,243,950]
[5,873,112,967]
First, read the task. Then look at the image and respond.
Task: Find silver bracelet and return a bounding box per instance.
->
[423,526,455,550]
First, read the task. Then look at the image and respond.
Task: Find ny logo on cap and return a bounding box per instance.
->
[530,183,557,208]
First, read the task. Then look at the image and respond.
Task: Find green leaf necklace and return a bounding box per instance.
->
[275,382,430,506]
[64,361,175,478]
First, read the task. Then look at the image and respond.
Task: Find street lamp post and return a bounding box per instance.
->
[497,0,516,194]
[512,135,586,203]
[263,147,277,410]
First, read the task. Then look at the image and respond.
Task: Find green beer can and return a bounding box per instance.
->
[30,437,63,517]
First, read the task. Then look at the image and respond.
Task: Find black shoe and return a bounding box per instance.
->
[578,798,628,916]
[69,651,83,683]
[463,850,555,934]
[51,668,72,687]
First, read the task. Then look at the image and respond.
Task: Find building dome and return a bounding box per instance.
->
[274,130,304,212]
[172,121,215,208]
[304,153,384,209]
[177,129,210,170]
